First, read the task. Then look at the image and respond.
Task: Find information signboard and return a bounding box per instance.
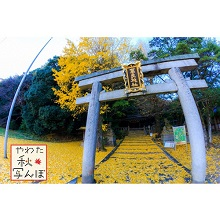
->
[164,141,175,148]
[173,126,187,145]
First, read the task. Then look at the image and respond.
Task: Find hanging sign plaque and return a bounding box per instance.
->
[122,61,146,94]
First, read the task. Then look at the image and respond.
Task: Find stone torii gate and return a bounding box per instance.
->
[75,53,208,184]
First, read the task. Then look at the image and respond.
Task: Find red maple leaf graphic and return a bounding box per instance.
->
[35,158,41,165]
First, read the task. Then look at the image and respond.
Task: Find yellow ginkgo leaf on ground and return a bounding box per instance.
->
[0,136,113,184]
[1,132,220,184]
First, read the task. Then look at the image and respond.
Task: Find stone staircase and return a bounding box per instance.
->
[93,127,192,183]
[122,129,154,147]
[127,129,146,137]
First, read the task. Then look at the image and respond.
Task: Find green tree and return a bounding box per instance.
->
[148,37,220,87]
[148,37,220,146]
[0,74,32,129]
[105,99,137,138]
[196,38,220,87]
[194,88,220,145]
[148,37,189,58]
[22,56,81,136]
[129,48,148,61]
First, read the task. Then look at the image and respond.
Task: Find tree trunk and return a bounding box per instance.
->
[96,114,106,152]
[202,122,208,148]
[207,113,212,144]
[155,114,162,136]
[213,116,218,131]
[197,101,209,148]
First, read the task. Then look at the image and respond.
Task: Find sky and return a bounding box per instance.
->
[0,37,149,79]
[0,37,77,79]
[1,35,219,80]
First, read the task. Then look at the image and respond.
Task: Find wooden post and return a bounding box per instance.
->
[168,67,206,183]
[82,81,102,183]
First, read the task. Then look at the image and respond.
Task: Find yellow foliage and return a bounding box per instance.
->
[52,37,134,117]
[102,124,108,132]
[100,104,110,115]
[102,85,112,92]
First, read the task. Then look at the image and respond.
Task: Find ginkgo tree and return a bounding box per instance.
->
[53,37,134,115]
[52,37,135,149]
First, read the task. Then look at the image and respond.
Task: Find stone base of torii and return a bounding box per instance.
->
[75,54,207,184]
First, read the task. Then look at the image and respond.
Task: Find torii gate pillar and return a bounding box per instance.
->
[82,81,102,183]
[169,67,206,183]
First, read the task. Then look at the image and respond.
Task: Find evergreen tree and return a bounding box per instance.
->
[0,74,32,129]
[22,56,81,136]
[148,37,220,87]
[148,37,220,146]
[129,48,148,61]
